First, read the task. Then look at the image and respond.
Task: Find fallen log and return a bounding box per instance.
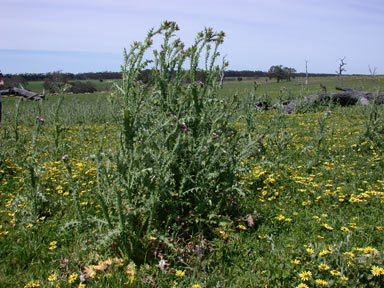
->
[280,88,384,113]
[0,87,45,100]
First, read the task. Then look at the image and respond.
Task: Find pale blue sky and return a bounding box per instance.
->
[1,0,383,74]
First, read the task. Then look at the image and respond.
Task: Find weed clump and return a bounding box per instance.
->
[94,21,257,263]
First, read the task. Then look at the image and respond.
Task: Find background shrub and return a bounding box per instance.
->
[69,81,96,94]
[43,71,72,92]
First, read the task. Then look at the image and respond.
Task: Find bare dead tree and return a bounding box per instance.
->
[305,60,309,86]
[368,65,378,81]
[336,57,347,88]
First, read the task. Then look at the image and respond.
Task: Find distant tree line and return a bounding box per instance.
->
[3,71,122,82]
[224,70,266,78]
[3,69,359,92]
[295,72,336,77]
[3,69,344,83]
[224,70,339,79]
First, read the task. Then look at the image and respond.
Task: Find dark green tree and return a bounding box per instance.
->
[283,67,296,81]
[43,71,72,92]
[268,65,296,82]
[268,65,285,82]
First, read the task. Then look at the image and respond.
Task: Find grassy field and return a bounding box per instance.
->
[23,75,384,102]
[222,75,384,101]
[1,74,384,288]
[0,73,384,287]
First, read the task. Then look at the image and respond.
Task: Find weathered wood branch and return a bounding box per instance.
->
[0,87,45,100]
[279,88,384,113]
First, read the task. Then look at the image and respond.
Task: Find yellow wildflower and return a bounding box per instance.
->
[319,250,330,256]
[348,223,357,229]
[340,227,351,233]
[68,273,78,284]
[341,276,349,281]
[343,252,355,258]
[330,270,340,276]
[371,265,384,276]
[306,248,315,255]
[275,215,285,221]
[364,247,377,254]
[321,223,334,231]
[315,279,328,285]
[318,264,330,271]
[24,280,40,287]
[48,274,57,281]
[237,224,247,230]
[299,271,312,281]
[90,271,96,278]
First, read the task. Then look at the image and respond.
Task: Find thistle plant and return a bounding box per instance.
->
[93,21,257,264]
[17,105,49,218]
[265,89,292,162]
[359,90,384,147]
[242,83,260,133]
[52,93,65,158]
[13,97,22,143]
[307,109,333,170]
[62,154,87,228]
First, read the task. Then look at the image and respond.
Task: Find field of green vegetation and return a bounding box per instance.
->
[1,23,384,288]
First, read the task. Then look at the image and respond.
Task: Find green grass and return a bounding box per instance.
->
[1,76,384,288]
[221,75,384,102]
[17,74,384,106]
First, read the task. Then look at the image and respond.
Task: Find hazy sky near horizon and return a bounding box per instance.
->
[1,0,383,74]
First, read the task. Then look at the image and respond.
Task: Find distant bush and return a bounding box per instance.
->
[3,75,28,89]
[69,81,96,94]
[43,71,71,92]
